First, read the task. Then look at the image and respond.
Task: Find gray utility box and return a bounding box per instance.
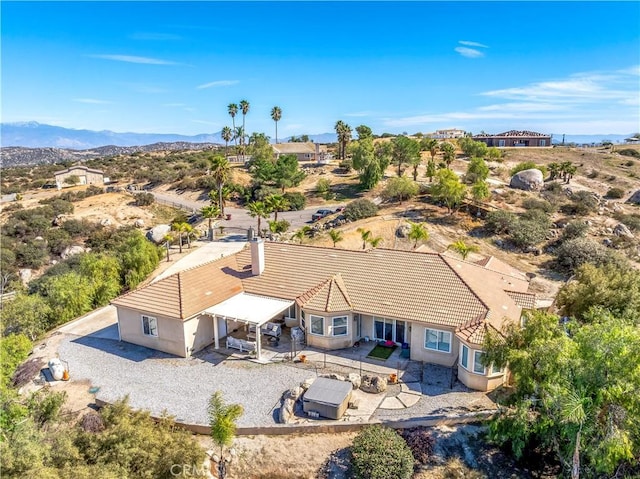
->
[303,377,352,420]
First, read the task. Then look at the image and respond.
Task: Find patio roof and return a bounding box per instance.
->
[204,292,293,326]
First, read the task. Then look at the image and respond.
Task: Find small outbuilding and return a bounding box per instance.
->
[302,377,352,420]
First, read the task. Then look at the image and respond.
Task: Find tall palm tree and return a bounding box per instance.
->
[357,227,372,250]
[328,229,343,248]
[264,194,289,222]
[270,106,282,143]
[239,100,250,159]
[227,103,238,146]
[440,142,456,168]
[334,120,351,160]
[201,205,221,240]
[422,138,439,163]
[209,155,231,216]
[221,126,233,159]
[448,240,480,260]
[293,225,311,244]
[407,221,429,249]
[246,200,269,234]
[171,222,190,253]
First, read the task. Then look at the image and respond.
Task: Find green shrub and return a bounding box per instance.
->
[350,425,414,479]
[561,220,589,242]
[382,176,419,203]
[618,148,640,158]
[554,237,626,273]
[339,159,353,172]
[344,199,378,221]
[485,210,518,235]
[398,427,435,465]
[522,197,555,213]
[510,218,549,249]
[268,220,290,234]
[134,192,155,206]
[510,161,547,177]
[562,190,599,216]
[283,192,306,211]
[15,240,48,269]
[605,187,625,199]
[613,213,640,231]
[316,178,331,195]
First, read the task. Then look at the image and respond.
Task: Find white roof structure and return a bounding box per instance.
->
[204,292,293,326]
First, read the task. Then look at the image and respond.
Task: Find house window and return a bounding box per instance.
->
[498,139,506,147]
[425,328,451,353]
[142,315,158,337]
[539,139,546,146]
[473,351,486,374]
[285,305,296,319]
[332,316,348,336]
[309,315,324,336]
[460,344,469,369]
[491,363,504,375]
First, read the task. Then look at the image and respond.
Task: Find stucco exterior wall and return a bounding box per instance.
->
[457,365,506,392]
[409,324,457,367]
[55,167,104,188]
[304,309,352,350]
[117,307,187,357]
[183,314,215,355]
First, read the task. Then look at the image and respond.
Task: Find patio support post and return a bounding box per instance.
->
[213,315,220,349]
[256,330,261,360]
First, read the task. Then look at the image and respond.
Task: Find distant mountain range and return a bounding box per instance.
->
[0,122,337,149]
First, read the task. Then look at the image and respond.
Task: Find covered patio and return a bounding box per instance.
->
[204,292,294,361]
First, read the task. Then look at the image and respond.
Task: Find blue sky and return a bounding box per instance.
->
[2,1,639,137]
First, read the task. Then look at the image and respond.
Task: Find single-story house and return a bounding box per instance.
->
[54,165,105,189]
[473,130,552,148]
[428,128,467,139]
[272,142,328,163]
[111,241,536,392]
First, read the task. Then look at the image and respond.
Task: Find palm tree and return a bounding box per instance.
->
[239,100,250,159]
[407,221,429,249]
[171,221,190,253]
[357,227,372,250]
[246,200,269,234]
[328,229,343,248]
[334,120,352,160]
[209,155,231,216]
[264,194,289,222]
[293,225,312,244]
[368,236,383,248]
[270,106,282,143]
[163,233,173,262]
[227,103,238,146]
[448,240,480,260]
[201,205,221,240]
[208,391,243,479]
[440,142,456,168]
[221,126,233,159]
[422,138,439,163]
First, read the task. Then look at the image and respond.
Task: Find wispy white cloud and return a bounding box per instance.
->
[129,32,182,41]
[455,47,485,58]
[88,54,178,65]
[73,98,112,104]
[477,102,564,112]
[459,40,488,48]
[196,80,239,89]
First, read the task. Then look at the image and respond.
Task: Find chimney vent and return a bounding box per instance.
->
[250,238,265,275]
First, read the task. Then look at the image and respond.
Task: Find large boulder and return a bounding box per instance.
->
[61,245,86,260]
[396,225,411,238]
[510,169,544,191]
[147,224,171,244]
[614,223,634,238]
[360,375,388,394]
[278,397,296,424]
[348,373,362,390]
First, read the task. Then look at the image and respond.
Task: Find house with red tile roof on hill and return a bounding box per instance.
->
[473,130,552,147]
[111,240,536,391]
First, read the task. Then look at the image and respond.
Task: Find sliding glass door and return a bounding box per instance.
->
[374,317,406,344]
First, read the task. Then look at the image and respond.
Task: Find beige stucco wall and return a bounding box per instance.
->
[55,167,104,187]
[117,307,187,357]
[183,314,215,355]
[457,366,506,391]
[304,309,352,350]
[409,324,457,367]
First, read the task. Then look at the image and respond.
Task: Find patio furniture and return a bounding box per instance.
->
[249,322,282,338]
[226,336,256,353]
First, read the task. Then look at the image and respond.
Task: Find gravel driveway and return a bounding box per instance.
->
[58,335,311,427]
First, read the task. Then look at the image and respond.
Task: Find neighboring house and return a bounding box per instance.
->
[624,137,640,144]
[428,128,467,139]
[272,142,328,162]
[111,241,536,392]
[473,130,552,148]
[54,165,105,189]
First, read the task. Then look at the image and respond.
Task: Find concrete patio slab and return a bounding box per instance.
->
[379,396,405,410]
[400,381,422,395]
[397,392,421,408]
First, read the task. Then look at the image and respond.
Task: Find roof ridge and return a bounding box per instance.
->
[446,253,527,282]
[441,256,492,315]
[177,272,184,319]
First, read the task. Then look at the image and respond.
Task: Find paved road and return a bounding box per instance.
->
[150,190,345,233]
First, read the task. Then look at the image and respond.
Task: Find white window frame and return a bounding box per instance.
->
[142,315,158,337]
[424,328,451,353]
[490,363,504,375]
[309,315,324,336]
[460,344,469,370]
[331,316,348,336]
[473,350,487,375]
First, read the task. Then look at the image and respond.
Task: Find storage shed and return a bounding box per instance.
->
[302,377,352,420]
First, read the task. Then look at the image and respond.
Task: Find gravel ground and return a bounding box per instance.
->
[58,335,312,427]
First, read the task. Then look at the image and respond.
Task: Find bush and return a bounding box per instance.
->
[316,178,331,195]
[613,213,640,231]
[134,192,155,206]
[398,427,435,465]
[15,240,48,269]
[350,425,414,479]
[485,210,518,235]
[618,148,640,158]
[283,192,306,211]
[268,220,290,234]
[522,197,555,213]
[510,161,547,177]
[339,159,353,172]
[344,199,378,222]
[510,218,549,249]
[562,190,599,216]
[382,176,419,203]
[605,187,625,199]
[554,237,625,272]
[561,220,589,242]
